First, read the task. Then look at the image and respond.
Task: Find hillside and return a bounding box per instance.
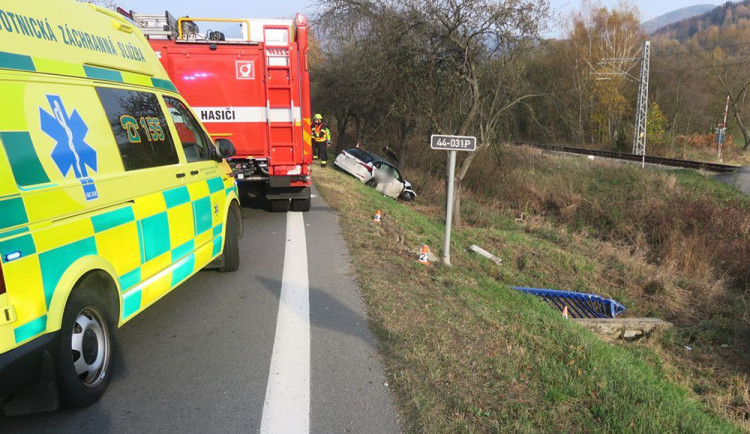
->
[643,4,716,34]
[314,145,750,431]
[654,0,750,40]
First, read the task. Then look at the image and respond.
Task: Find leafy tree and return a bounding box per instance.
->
[646,101,668,147]
[566,2,644,145]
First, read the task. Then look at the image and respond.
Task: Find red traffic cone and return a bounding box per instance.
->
[562,306,569,319]
[418,245,430,265]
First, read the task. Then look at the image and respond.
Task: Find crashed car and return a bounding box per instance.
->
[333,148,417,201]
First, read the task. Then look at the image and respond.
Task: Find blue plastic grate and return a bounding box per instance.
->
[511,287,626,319]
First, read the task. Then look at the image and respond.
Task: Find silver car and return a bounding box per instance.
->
[334,148,417,201]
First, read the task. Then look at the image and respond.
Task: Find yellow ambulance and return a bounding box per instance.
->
[0,0,242,411]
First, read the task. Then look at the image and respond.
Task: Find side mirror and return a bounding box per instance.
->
[215,138,236,159]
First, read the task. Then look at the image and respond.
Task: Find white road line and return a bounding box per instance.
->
[260,212,310,434]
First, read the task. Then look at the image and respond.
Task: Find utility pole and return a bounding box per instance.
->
[632,40,651,165]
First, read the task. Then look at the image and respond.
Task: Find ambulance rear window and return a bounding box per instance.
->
[96,88,178,171]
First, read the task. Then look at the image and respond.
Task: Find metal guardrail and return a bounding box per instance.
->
[515,142,740,173]
[511,287,627,319]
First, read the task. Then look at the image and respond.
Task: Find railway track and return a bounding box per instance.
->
[516,143,740,173]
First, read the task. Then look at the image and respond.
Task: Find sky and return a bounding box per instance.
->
[117,0,729,32]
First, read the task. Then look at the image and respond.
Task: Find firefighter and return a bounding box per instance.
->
[311,113,331,167]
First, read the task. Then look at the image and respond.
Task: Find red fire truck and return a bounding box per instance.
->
[127,10,312,212]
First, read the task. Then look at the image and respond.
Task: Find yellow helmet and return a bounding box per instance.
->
[314,113,323,120]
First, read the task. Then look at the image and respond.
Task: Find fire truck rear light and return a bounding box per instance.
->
[287,165,302,175]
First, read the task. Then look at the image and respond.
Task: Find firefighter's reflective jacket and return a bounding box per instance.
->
[312,123,331,143]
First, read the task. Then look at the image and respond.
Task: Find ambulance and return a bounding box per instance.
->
[0,0,242,411]
[127,10,313,212]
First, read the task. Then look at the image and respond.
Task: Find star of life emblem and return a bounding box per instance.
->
[40,95,99,201]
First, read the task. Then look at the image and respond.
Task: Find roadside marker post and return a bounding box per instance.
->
[430,134,477,266]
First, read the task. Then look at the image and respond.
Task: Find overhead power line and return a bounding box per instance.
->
[652,60,746,74]
[654,40,750,57]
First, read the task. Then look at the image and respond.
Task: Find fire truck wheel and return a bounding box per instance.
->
[219,210,240,272]
[291,198,311,212]
[271,199,291,212]
[56,287,114,408]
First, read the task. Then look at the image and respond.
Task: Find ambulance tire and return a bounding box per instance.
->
[56,287,114,408]
[271,199,291,212]
[219,210,240,272]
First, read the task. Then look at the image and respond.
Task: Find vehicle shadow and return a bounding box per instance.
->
[255,275,377,350]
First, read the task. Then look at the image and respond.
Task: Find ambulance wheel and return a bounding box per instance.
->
[271,199,290,212]
[219,210,240,272]
[56,287,114,408]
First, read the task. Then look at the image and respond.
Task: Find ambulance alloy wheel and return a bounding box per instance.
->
[56,287,113,408]
[219,210,241,272]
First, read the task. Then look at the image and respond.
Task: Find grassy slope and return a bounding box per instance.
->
[314,165,742,433]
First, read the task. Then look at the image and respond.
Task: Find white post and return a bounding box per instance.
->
[443,151,456,266]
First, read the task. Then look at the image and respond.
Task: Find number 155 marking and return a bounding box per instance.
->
[120,115,165,143]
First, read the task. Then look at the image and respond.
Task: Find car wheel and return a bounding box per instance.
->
[365,179,376,187]
[219,209,240,272]
[401,191,416,202]
[270,199,291,212]
[56,287,114,408]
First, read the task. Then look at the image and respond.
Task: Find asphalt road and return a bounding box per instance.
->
[715,166,750,195]
[2,187,400,433]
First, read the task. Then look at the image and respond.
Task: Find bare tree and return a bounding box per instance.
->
[709,46,750,150]
[317,0,549,225]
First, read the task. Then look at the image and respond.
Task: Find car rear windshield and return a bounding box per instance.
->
[346,148,374,163]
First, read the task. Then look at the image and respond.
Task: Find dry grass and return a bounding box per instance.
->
[314,162,746,432]
[410,145,750,429]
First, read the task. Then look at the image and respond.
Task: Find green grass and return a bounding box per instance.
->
[314,166,745,433]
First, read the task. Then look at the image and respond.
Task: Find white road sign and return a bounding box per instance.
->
[430,134,477,151]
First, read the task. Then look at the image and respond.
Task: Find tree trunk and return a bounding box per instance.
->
[398,119,411,167]
[735,111,750,151]
[334,112,350,153]
[451,148,481,227]
[452,179,462,227]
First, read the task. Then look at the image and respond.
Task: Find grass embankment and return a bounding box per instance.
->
[314,148,748,432]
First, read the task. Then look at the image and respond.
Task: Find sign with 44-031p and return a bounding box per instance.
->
[432,133,476,266]
[430,134,477,151]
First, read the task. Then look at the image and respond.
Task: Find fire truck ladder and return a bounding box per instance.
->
[263,25,299,170]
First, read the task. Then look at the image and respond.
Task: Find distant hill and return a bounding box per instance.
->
[652,1,750,41]
[642,4,716,34]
